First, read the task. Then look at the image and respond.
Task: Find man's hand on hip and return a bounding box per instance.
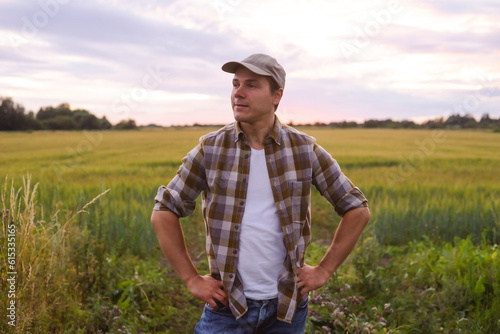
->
[296,207,371,297]
[296,264,330,297]
[186,274,228,309]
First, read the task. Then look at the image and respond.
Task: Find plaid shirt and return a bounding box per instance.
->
[154,117,368,324]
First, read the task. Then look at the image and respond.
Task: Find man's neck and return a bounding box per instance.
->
[239,115,275,150]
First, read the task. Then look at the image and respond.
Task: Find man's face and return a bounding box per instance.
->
[231,67,282,125]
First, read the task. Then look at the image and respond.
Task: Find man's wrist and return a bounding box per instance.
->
[183,272,200,288]
[317,263,334,282]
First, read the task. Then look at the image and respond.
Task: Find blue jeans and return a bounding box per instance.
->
[194,297,308,333]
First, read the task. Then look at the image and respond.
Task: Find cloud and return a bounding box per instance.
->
[1,1,248,72]
[0,1,249,99]
[419,0,500,15]
[0,0,499,125]
[281,77,453,123]
[376,24,500,55]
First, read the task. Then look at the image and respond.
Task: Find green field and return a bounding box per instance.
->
[1,128,499,333]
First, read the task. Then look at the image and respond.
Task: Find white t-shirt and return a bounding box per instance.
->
[237,148,287,300]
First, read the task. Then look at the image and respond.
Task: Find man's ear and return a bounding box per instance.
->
[273,88,284,106]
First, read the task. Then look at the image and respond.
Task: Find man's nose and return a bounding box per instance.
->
[234,86,245,98]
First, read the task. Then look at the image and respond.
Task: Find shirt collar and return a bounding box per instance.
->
[234,115,282,146]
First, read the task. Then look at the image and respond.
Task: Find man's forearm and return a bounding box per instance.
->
[151,210,199,284]
[318,206,371,276]
[297,206,370,296]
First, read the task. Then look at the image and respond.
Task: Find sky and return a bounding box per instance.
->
[1,0,499,126]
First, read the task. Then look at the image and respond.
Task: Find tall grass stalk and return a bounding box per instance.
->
[1,175,109,333]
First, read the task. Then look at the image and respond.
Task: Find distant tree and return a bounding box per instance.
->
[26,111,42,130]
[35,106,55,120]
[462,118,478,129]
[478,113,500,129]
[424,117,445,129]
[445,113,477,128]
[481,113,491,121]
[0,97,138,131]
[363,119,396,128]
[99,117,112,130]
[36,103,73,120]
[0,97,36,130]
[36,104,117,130]
[328,121,359,128]
[400,120,418,129]
[342,121,359,128]
[145,123,163,128]
[41,116,77,130]
[73,109,100,130]
[114,119,138,130]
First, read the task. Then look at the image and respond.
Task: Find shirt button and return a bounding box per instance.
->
[245,154,249,159]
[229,274,233,278]
[235,225,239,230]
[240,201,244,206]
[243,178,247,183]
[233,250,237,254]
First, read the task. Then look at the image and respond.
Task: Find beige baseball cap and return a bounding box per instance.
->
[222,53,286,89]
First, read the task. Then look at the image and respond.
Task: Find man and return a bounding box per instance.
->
[151,53,370,333]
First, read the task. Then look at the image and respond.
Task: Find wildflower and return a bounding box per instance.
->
[321,326,332,333]
[384,303,394,313]
[112,305,122,315]
[312,294,324,304]
[332,307,343,318]
[308,309,319,317]
[358,313,368,319]
[348,296,362,304]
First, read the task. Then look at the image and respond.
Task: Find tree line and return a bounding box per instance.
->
[291,114,500,130]
[170,115,500,131]
[1,96,499,131]
[0,97,137,131]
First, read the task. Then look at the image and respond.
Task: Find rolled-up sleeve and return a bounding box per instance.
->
[311,143,368,217]
[153,143,206,218]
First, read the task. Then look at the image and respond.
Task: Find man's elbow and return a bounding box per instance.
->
[361,206,371,225]
[150,211,157,225]
[151,210,165,230]
[349,206,371,226]
[151,210,179,229]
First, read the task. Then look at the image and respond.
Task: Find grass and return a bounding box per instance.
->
[0,128,499,333]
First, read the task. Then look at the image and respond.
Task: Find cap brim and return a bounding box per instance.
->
[221,61,272,77]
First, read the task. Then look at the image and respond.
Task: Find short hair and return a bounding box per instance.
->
[265,76,281,94]
[265,76,281,111]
